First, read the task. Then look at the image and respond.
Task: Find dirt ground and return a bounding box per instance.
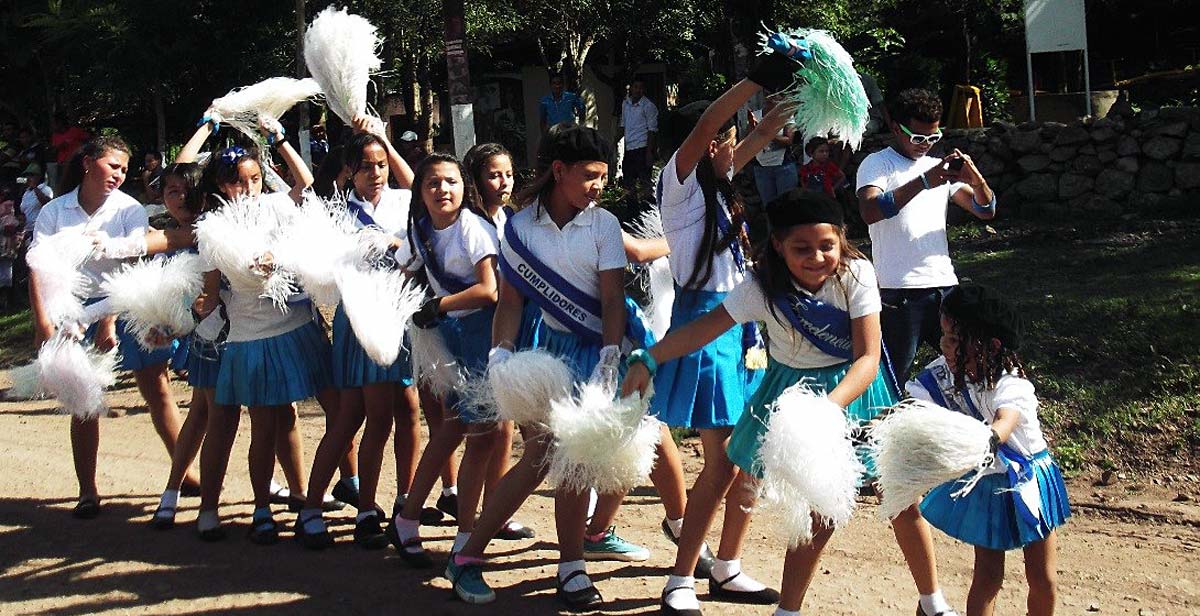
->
[1,374,1197,616]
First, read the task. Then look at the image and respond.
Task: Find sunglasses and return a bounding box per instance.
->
[899,124,942,146]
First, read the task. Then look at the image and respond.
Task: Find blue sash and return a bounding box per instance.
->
[771,291,855,360]
[499,217,654,350]
[345,195,378,229]
[714,197,746,273]
[413,216,473,295]
[915,365,1041,526]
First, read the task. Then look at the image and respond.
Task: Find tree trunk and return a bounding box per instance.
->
[153,90,167,154]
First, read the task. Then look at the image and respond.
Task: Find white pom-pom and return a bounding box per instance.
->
[208,77,323,141]
[194,195,296,305]
[408,325,464,398]
[336,265,425,366]
[756,383,864,548]
[486,350,574,425]
[5,362,45,401]
[271,192,362,306]
[870,399,995,520]
[101,252,206,350]
[547,383,661,494]
[36,337,117,420]
[26,231,94,324]
[303,7,383,126]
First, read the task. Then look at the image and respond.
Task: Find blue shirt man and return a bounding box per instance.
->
[539,74,585,132]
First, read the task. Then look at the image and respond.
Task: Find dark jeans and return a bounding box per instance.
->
[622,147,652,190]
[879,286,955,384]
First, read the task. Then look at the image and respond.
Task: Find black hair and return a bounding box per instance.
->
[58,135,131,194]
[198,143,263,212]
[804,136,830,157]
[463,142,514,207]
[404,152,491,271]
[889,88,943,126]
[683,118,750,290]
[514,126,610,217]
[313,145,346,200]
[942,312,1027,392]
[145,150,163,162]
[161,162,204,218]
[343,132,389,177]
[753,216,866,333]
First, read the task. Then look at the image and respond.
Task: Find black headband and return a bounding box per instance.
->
[766,188,845,230]
[942,283,1024,350]
[538,125,613,168]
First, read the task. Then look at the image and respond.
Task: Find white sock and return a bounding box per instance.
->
[920,590,952,615]
[269,478,287,497]
[393,514,423,554]
[452,531,471,553]
[441,486,457,497]
[558,560,591,592]
[356,510,378,523]
[711,558,766,592]
[774,608,800,616]
[663,575,700,610]
[299,508,326,534]
[666,517,684,539]
[158,489,179,512]
[586,488,598,519]
[196,509,220,532]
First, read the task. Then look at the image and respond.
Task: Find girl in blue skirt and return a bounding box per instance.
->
[646,64,804,610]
[294,117,423,550]
[389,153,503,569]
[623,189,899,616]
[909,283,1069,616]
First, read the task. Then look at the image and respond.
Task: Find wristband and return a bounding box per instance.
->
[972,192,996,215]
[877,190,900,219]
[919,172,932,191]
[625,348,658,378]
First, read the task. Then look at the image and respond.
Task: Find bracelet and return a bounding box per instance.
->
[972,192,997,215]
[269,134,287,147]
[877,190,900,219]
[919,172,932,191]
[625,348,658,378]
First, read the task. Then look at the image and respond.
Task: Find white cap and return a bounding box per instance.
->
[399,130,418,142]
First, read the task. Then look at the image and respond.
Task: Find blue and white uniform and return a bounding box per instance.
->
[492,205,542,351]
[908,357,1071,551]
[332,186,414,389]
[398,207,499,421]
[652,153,760,429]
[33,188,177,371]
[723,259,898,479]
[214,193,332,407]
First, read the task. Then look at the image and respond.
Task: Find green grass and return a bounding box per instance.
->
[0,308,33,368]
[947,221,1200,474]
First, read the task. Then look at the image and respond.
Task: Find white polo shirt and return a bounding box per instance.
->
[348,186,411,235]
[32,187,146,298]
[620,97,659,150]
[397,208,498,318]
[722,259,881,369]
[856,147,965,289]
[501,201,626,333]
[21,183,53,233]
[658,152,743,292]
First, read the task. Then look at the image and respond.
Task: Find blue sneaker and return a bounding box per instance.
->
[583,526,650,562]
[445,558,496,604]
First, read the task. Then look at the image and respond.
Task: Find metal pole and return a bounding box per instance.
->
[444,0,476,157]
[1082,49,1092,118]
[1026,52,1036,122]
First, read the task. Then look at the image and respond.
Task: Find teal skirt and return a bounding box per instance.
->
[726,358,898,480]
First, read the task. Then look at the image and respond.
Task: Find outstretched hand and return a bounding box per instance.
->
[620,363,651,398]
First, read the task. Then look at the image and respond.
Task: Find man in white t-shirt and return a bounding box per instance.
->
[855,88,997,382]
[20,163,54,234]
[618,78,658,194]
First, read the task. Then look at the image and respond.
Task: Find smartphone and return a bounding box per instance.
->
[945,158,965,172]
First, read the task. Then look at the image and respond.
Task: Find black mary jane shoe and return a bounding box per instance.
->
[248,517,280,546]
[72,497,101,520]
[659,518,715,579]
[353,514,390,550]
[707,572,780,605]
[394,536,434,568]
[661,585,703,616]
[557,570,603,612]
[495,520,536,541]
[150,505,176,530]
[293,517,335,550]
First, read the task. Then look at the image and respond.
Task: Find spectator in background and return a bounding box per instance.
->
[618,77,658,195]
[0,185,20,310]
[141,150,164,204]
[396,130,426,169]
[50,113,89,166]
[16,127,46,169]
[539,73,585,133]
[748,95,797,208]
[799,136,845,198]
[19,163,53,235]
[310,124,329,167]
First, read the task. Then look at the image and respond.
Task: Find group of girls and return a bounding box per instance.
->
[29,50,1068,616]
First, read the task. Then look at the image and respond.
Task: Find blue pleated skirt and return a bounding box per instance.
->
[650,288,761,429]
[514,300,544,352]
[186,336,222,389]
[84,298,177,372]
[215,320,332,407]
[726,358,898,480]
[439,307,496,423]
[921,450,1071,551]
[169,336,191,373]
[537,323,602,383]
[331,303,413,389]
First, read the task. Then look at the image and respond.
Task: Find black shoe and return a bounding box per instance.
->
[495,520,536,541]
[293,516,334,550]
[180,481,202,498]
[72,497,100,520]
[394,536,434,568]
[660,519,715,579]
[287,494,346,513]
[916,601,961,616]
[331,480,360,510]
[354,513,389,550]
[197,525,227,542]
[419,506,444,525]
[661,585,703,616]
[707,572,780,605]
[557,570,602,611]
[248,517,280,545]
[436,492,459,519]
[149,505,176,530]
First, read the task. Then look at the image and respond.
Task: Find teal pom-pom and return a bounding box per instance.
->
[758,27,870,149]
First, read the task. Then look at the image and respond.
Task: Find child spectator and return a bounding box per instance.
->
[799,136,845,198]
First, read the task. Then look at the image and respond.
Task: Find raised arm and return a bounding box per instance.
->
[733,100,799,174]
[673,80,762,183]
[947,149,996,220]
[175,121,214,164]
[354,115,413,188]
[857,163,959,225]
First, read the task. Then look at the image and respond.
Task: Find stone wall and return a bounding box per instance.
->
[845,106,1200,218]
